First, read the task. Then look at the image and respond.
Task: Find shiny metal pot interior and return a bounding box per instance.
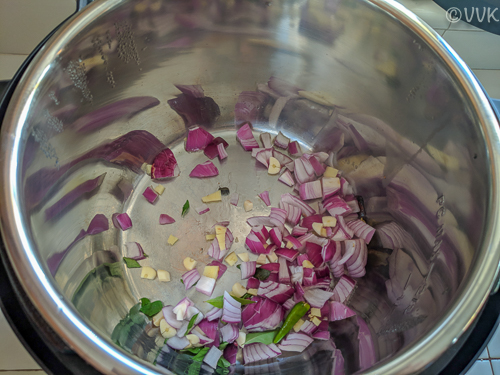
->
[2,0,500,373]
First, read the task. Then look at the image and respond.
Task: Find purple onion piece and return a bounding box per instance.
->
[159,214,175,225]
[259,191,271,206]
[182,269,201,290]
[185,125,214,151]
[143,187,158,204]
[189,160,219,178]
[151,148,180,180]
[204,137,228,160]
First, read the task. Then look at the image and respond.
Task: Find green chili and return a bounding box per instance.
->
[273,302,310,344]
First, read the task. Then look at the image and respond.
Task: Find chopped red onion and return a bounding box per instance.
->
[269,228,283,246]
[278,332,313,352]
[294,157,315,184]
[196,275,216,296]
[347,220,375,244]
[336,216,354,239]
[301,214,323,231]
[243,342,282,364]
[272,149,293,168]
[151,148,180,179]
[281,193,316,217]
[187,306,204,325]
[305,242,324,268]
[247,216,278,227]
[112,213,132,231]
[328,243,344,278]
[342,239,367,278]
[246,232,270,255]
[124,242,146,260]
[283,298,296,310]
[303,268,318,286]
[340,177,354,196]
[189,160,219,178]
[321,240,339,263]
[357,316,377,370]
[275,248,299,262]
[292,225,308,237]
[329,301,356,321]
[230,193,239,206]
[204,137,228,159]
[345,197,361,213]
[203,346,223,369]
[299,320,318,335]
[182,269,201,290]
[243,297,284,332]
[304,288,334,308]
[185,125,214,151]
[162,306,184,329]
[208,229,234,260]
[280,202,302,226]
[331,275,356,303]
[159,214,175,225]
[323,196,352,217]
[252,226,270,243]
[284,235,301,250]
[220,324,239,344]
[217,143,228,160]
[166,336,190,350]
[299,180,323,200]
[207,260,227,279]
[173,298,194,320]
[195,204,210,215]
[295,283,306,301]
[224,343,238,365]
[267,209,285,228]
[236,122,259,151]
[191,328,214,346]
[286,162,295,172]
[252,147,266,158]
[278,170,295,187]
[274,131,290,149]
[197,319,219,347]
[206,307,223,321]
[306,155,326,176]
[260,263,280,273]
[255,148,273,168]
[247,277,260,290]
[288,141,302,157]
[260,133,273,148]
[241,261,257,279]
[258,281,294,304]
[279,257,291,284]
[44,173,106,220]
[143,186,158,204]
[289,265,304,284]
[259,191,271,206]
[223,291,242,323]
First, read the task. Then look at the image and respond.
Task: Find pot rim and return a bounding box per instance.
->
[1,0,500,374]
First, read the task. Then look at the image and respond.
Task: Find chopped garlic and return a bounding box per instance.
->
[302,260,314,269]
[244,200,253,212]
[293,318,305,332]
[152,312,164,326]
[154,184,165,195]
[141,266,157,280]
[216,233,226,251]
[157,269,171,282]
[215,225,227,235]
[206,234,216,241]
[202,190,222,203]
[310,308,322,317]
[203,266,219,279]
[267,251,278,263]
[186,334,201,347]
[312,222,324,236]
[286,241,293,249]
[311,316,322,326]
[256,254,268,265]
[168,235,178,245]
[321,228,328,237]
[236,331,246,347]
[322,216,337,227]
[268,156,281,175]
[183,257,197,271]
[146,164,152,176]
[160,320,177,339]
[237,253,250,262]
[225,252,238,266]
[247,288,258,296]
[232,282,247,298]
[323,166,339,178]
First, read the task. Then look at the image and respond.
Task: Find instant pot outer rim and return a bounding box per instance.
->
[0,0,500,374]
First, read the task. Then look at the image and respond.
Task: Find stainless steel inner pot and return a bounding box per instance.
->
[2,0,500,373]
